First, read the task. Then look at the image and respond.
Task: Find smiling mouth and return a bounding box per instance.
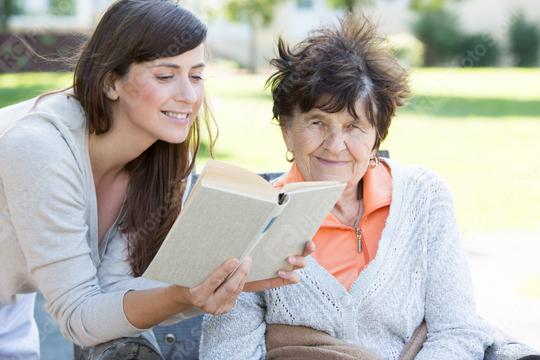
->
[161,111,190,124]
[315,157,349,166]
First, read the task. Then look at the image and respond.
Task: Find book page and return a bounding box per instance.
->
[247,183,346,281]
[143,185,277,287]
[201,160,277,203]
[238,195,290,262]
[281,180,341,192]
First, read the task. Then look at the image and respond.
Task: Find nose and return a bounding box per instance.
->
[324,127,347,154]
[174,76,197,104]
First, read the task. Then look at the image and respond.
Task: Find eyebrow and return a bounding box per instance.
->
[305,112,370,126]
[150,62,206,70]
[305,112,327,121]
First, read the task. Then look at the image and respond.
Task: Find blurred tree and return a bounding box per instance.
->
[409,0,464,66]
[508,13,540,67]
[1,0,14,32]
[225,0,283,73]
[49,0,76,16]
[328,0,461,13]
[410,0,445,11]
[327,0,373,12]
[409,0,465,11]
[413,8,461,65]
[1,0,26,31]
[455,33,500,67]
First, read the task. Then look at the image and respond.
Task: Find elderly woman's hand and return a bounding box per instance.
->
[242,240,316,292]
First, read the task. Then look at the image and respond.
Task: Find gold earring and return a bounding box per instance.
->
[285,149,295,163]
[369,156,380,168]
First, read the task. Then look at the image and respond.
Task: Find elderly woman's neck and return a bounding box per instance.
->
[332,183,364,228]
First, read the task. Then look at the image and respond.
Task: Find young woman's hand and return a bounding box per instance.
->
[171,257,252,315]
[243,240,316,292]
[123,242,313,329]
[123,258,251,329]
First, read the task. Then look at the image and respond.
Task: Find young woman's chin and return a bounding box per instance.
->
[158,129,191,144]
[140,117,194,144]
[159,113,194,143]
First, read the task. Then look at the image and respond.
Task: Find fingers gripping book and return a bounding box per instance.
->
[143,160,345,287]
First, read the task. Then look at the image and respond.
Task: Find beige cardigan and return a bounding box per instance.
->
[0,93,144,346]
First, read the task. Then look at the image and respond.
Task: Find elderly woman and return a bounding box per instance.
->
[199,16,496,360]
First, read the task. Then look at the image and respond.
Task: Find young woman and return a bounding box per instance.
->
[0,0,312,357]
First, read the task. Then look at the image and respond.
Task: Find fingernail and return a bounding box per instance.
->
[288,256,296,265]
[278,270,288,279]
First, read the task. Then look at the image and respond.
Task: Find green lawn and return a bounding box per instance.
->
[1,68,539,232]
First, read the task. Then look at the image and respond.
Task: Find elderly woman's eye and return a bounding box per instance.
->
[349,123,367,133]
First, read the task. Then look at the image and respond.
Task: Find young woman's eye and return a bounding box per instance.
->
[156,74,174,81]
[191,74,204,82]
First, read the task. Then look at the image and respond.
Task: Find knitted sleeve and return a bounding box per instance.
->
[416,174,492,360]
[200,291,267,360]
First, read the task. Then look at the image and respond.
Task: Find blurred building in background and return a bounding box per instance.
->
[3,0,539,69]
[7,0,93,31]
[199,0,540,68]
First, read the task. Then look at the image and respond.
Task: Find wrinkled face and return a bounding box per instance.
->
[282,101,377,188]
[107,44,205,144]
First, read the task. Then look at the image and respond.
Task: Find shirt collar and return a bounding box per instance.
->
[274,162,305,186]
[362,161,392,215]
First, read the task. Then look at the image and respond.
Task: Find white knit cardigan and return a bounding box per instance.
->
[200,160,494,360]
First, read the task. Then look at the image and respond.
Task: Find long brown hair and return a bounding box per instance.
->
[73,0,216,276]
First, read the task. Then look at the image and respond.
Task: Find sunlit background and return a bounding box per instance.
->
[1,0,539,358]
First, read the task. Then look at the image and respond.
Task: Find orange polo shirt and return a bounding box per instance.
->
[274,162,392,290]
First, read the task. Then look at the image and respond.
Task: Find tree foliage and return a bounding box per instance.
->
[224,0,284,72]
[225,0,283,26]
[49,0,76,16]
[508,13,540,67]
[1,0,14,31]
[327,0,373,12]
[409,0,462,12]
[327,0,460,13]
[413,8,461,65]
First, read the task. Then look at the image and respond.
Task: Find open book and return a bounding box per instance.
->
[143,160,346,288]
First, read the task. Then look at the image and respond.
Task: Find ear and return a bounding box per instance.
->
[103,73,120,101]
